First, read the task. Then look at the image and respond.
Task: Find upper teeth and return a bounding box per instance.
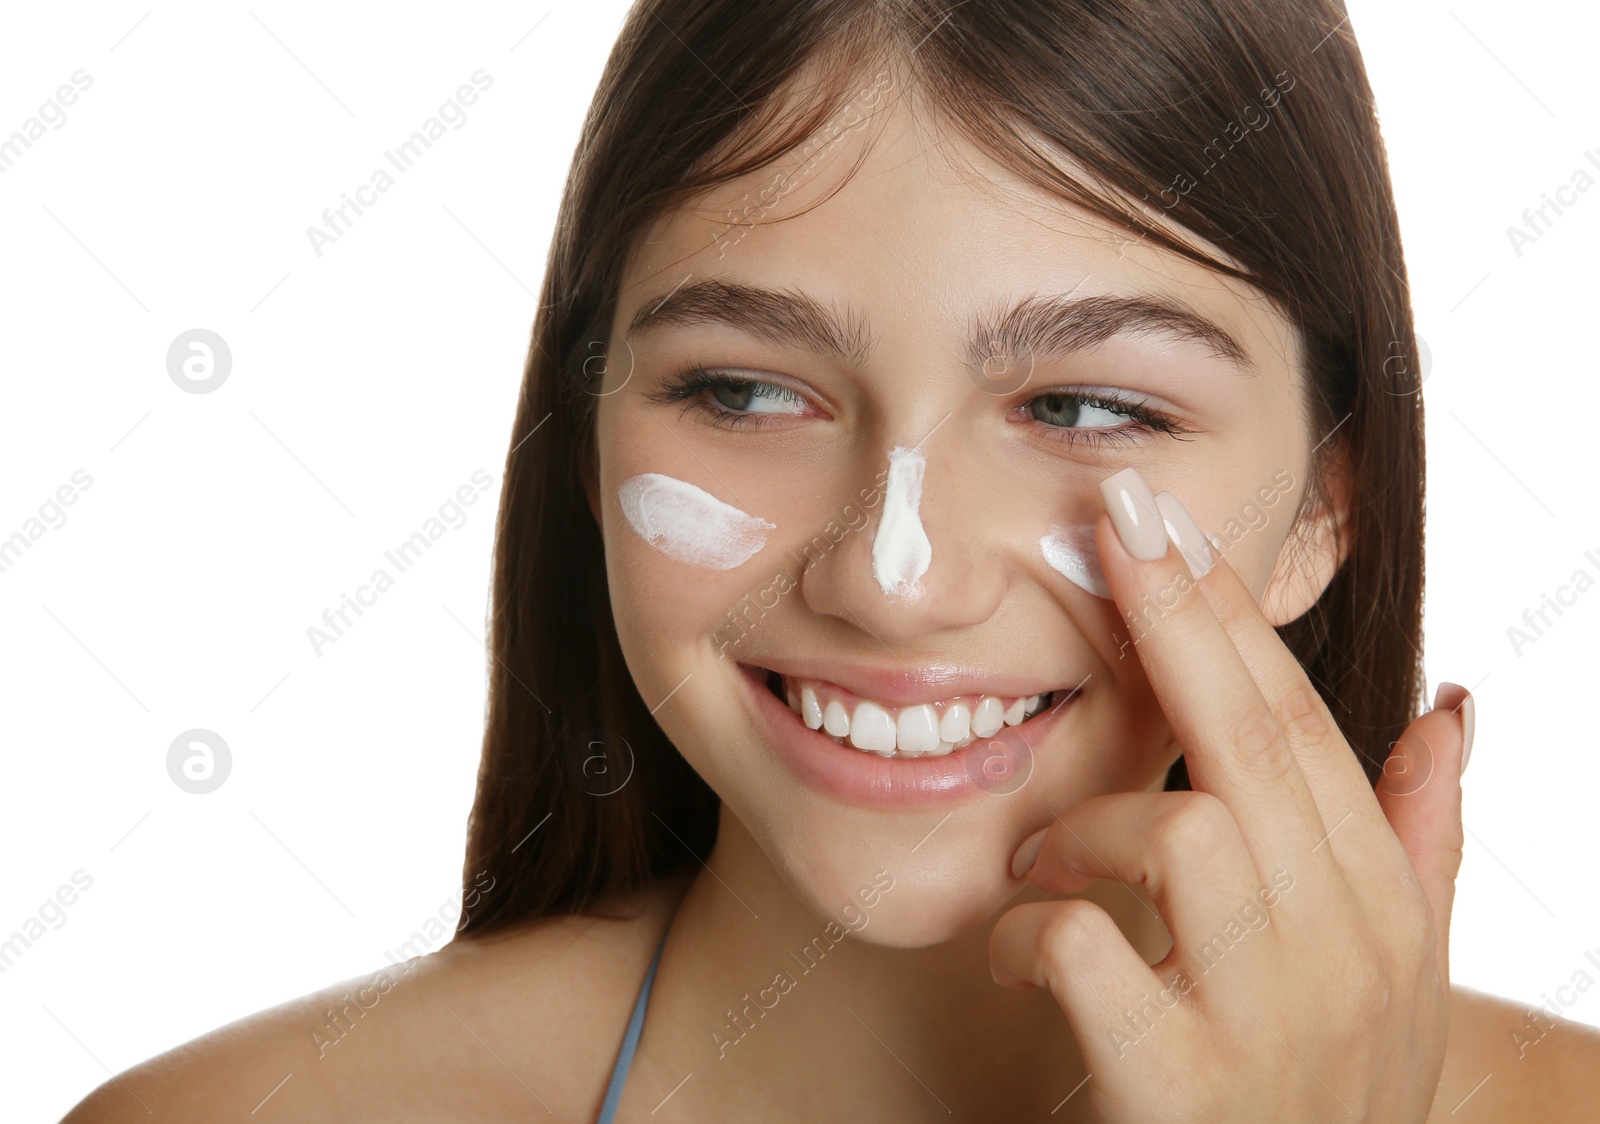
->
[780,675,1049,758]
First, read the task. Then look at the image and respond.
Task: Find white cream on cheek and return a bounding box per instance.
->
[872,445,933,598]
[618,472,775,570]
[1040,523,1112,599]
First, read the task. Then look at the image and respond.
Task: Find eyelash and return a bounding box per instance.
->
[1023,388,1194,448]
[645,364,809,430]
[645,364,1194,448]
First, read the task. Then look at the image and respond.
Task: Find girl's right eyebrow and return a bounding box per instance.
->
[625,276,877,369]
[624,277,1257,377]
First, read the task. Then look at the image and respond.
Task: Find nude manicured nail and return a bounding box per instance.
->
[1098,467,1168,561]
[1010,827,1048,879]
[1155,491,1214,579]
[1434,682,1476,777]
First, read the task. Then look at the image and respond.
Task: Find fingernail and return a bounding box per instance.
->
[1154,491,1214,579]
[1433,682,1476,777]
[1099,467,1168,561]
[1010,827,1048,879]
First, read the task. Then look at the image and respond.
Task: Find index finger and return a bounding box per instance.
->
[1096,466,1334,881]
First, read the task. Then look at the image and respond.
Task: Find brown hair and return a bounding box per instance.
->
[456,0,1424,934]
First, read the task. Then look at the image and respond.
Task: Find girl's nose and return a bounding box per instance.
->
[799,441,1008,644]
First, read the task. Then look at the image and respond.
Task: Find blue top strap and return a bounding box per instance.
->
[597,929,668,1122]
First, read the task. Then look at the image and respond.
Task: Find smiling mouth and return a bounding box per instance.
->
[760,668,1067,759]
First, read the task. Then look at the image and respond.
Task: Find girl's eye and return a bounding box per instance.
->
[1029,392,1133,429]
[707,378,805,416]
[645,367,810,429]
[1019,387,1192,449]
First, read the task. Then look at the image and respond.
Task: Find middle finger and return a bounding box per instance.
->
[1095,466,1335,882]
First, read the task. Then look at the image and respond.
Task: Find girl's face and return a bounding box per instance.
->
[590,86,1339,945]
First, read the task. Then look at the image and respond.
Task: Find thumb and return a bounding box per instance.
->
[1375,682,1472,984]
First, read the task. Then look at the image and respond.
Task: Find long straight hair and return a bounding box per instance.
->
[456,0,1424,934]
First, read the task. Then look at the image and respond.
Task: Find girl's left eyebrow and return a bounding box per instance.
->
[623,277,1258,377]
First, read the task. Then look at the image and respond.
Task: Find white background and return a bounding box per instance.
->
[1,1,1596,1119]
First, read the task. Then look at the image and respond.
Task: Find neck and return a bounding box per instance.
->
[659,805,1173,1119]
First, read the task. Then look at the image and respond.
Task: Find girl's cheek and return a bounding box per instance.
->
[605,469,790,671]
[1036,464,1302,604]
[1205,468,1305,595]
[617,471,775,570]
[1040,522,1111,598]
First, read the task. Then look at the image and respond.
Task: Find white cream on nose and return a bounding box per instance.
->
[618,472,774,569]
[871,446,933,598]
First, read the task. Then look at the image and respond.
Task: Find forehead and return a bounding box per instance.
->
[614,80,1299,382]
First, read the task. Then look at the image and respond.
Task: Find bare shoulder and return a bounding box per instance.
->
[62,869,694,1123]
[1427,981,1600,1121]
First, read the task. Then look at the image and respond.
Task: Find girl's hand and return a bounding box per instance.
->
[990,472,1467,1123]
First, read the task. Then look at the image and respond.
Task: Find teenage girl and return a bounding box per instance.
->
[67,1,1600,1120]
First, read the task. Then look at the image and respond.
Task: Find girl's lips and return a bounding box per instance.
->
[734,661,1081,808]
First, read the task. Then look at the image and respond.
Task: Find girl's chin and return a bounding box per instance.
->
[760,846,1026,950]
[829,892,1019,950]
